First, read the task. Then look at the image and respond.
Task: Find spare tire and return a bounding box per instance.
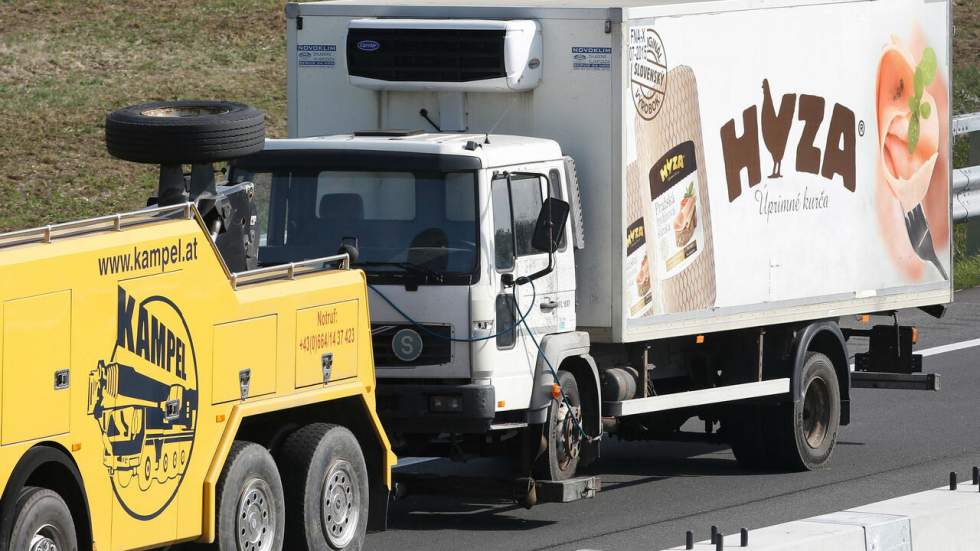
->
[105,100,265,164]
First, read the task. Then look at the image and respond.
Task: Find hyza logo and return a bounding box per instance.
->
[720,79,858,203]
[629,26,667,120]
[87,287,199,520]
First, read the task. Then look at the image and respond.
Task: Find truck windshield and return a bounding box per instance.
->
[230,163,479,284]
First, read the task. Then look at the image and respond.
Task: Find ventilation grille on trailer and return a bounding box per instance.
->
[346,28,507,83]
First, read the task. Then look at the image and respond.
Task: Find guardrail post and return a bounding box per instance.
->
[966,127,980,254]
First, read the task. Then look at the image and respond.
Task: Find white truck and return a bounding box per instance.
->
[229,0,952,481]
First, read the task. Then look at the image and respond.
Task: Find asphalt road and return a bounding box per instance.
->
[367,287,980,551]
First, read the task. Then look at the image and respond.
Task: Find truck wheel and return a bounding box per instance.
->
[534,370,583,481]
[784,352,841,470]
[105,100,265,164]
[726,406,773,470]
[213,441,285,551]
[279,423,369,551]
[7,487,77,551]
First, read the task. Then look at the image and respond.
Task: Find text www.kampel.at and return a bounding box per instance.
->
[97,237,199,276]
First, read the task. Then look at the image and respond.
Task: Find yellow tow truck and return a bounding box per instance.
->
[0,100,394,551]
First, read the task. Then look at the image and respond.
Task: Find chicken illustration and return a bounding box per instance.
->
[761,79,797,179]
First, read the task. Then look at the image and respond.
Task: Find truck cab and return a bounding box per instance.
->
[229,133,595,475]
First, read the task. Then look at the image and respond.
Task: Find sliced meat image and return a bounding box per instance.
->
[876,38,940,214]
[673,192,698,248]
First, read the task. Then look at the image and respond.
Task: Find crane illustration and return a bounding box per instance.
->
[88,360,198,491]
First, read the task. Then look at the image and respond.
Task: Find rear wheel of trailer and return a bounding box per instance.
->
[727,352,841,471]
[211,441,286,551]
[279,423,369,551]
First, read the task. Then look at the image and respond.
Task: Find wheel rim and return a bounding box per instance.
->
[554,400,582,471]
[322,460,360,548]
[141,105,230,118]
[29,524,61,551]
[802,376,831,449]
[236,478,276,551]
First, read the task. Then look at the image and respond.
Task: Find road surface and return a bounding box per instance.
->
[368,287,980,551]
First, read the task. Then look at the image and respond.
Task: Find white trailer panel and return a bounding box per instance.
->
[287,0,953,343]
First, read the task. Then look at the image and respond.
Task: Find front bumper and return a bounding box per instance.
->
[376,382,495,434]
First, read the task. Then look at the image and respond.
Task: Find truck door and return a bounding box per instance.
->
[543,165,577,335]
[489,170,563,409]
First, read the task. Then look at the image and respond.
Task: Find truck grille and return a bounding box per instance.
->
[371,324,453,367]
[347,28,506,83]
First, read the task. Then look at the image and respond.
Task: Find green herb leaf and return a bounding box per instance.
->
[919,47,937,87]
[914,66,925,99]
[906,48,940,153]
[685,181,695,198]
[908,115,920,154]
[920,101,931,119]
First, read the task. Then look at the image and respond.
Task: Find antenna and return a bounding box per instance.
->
[485,97,516,144]
[419,109,442,132]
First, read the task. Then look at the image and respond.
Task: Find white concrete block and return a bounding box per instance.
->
[851,484,980,550]
[661,520,865,550]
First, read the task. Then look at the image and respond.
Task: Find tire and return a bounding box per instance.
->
[726,405,775,470]
[783,352,841,470]
[534,370,583,481]
[212,441,285,551]
[105,100,265,164]
[727,352,841,471]
[7,487,78,551]
[278,424,369,551]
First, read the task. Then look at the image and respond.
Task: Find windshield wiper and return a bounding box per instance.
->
[354,261,445,282]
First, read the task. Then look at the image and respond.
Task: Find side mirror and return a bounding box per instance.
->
[531,198,570,254]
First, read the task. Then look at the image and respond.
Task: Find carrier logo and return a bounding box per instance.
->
[87,287,199,520]
[720,79,857,202]
[356,39,381,52]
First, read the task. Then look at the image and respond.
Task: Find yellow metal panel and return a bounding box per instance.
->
[2,291,71,445]
[295,300,359,387]
[0,210,392,549]
[212,315,278,404]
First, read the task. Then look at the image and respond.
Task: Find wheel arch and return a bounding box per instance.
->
[792,320,851,425]
[0,443,93,551]
[202,390,394,542]
[530,331,601,466]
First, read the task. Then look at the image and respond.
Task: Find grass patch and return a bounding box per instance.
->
[0,0,287,231]
[951,0,980,288]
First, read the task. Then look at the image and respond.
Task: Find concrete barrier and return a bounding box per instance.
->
[663,478,980,550]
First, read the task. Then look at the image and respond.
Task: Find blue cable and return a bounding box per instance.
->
[367,281,599,443]
[367,283,534,343]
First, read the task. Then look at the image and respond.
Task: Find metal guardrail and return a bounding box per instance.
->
[953,113,980,222]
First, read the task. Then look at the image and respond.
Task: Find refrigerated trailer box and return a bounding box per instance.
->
[286,0,953,343]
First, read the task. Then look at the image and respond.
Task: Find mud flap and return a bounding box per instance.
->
[367,482,391,532]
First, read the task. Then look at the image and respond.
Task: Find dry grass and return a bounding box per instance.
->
[0,0,978,232]
[0,0,287,231]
